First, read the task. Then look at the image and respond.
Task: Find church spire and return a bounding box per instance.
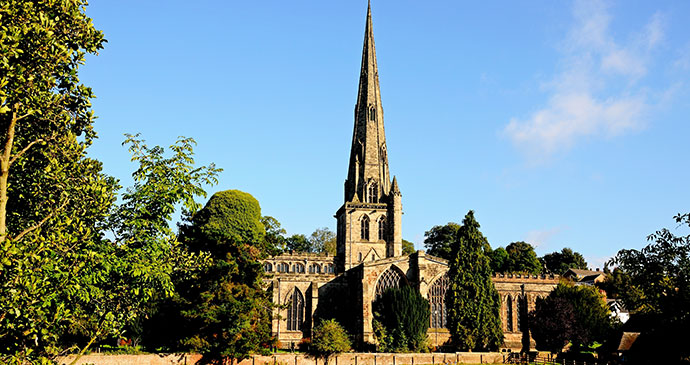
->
[345,1,391,203]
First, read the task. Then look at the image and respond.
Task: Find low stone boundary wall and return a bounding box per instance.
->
[59,352,509,365]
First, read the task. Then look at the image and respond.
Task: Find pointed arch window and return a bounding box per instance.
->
[378,216,386,240]
[361,215,370,240]
[517,295,526,332]
[375,266,407,299]
[368,183,378,203]
[369,106,376,121]
[264,262,273,272]
[287,289,304,331]
[429,274,449,328]
[506,295,514,332]
[294,263,305,273]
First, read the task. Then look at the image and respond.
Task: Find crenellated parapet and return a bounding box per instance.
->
[263,252,338,276]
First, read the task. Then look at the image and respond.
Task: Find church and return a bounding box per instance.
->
[263,2,558,351]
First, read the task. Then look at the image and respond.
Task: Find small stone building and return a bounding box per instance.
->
[264,3,558,351]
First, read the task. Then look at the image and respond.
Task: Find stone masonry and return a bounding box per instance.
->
[265,2,559,351]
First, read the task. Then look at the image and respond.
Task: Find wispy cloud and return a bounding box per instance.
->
[503,0,665,162]
[525,226,567,250]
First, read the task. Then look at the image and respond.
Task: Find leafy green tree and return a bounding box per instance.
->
[505,241,542,274]
[373,286,430,352]
[107,135,220,350]
[446,211,503,351]
[0,2,110,359]
[540,248,588,275]
[261,216,287,255]
[286,233,311,253]
[545,281,613,350]
[596,267,632,300]
[176,190,274,361]
[402,239,415,255]
[529,296,575,353]
[488,247,509,273]
[311,319,351,364]
[608,213,690,363]
[310,227,336,255]
[423,222,461,260]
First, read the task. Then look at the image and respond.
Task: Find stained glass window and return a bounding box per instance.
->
[287,289,304,331]
[429,274,449,328]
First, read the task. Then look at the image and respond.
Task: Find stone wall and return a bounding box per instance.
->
[60,352,511,365]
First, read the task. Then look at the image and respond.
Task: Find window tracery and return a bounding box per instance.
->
[429,274,449,328]
[375,266,407,299]
[287,289,304,331]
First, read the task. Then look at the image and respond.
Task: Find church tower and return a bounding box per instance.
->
[336,1,402,271]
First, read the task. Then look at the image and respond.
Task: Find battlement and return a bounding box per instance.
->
[264,253,337,275]
[492,272,560,283]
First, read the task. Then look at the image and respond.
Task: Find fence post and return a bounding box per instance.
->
[393,355,396,365]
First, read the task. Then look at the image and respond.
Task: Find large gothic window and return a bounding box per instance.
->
[378,217,386,240]
[287,289,304,331]
[429,274,449,328]
[361,215,370,240]
[506,295,514,332]
[517,295,526,332]
[375,266,407,299]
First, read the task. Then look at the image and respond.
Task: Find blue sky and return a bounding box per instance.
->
[81,0,690,269]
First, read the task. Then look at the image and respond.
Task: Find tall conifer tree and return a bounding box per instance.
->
[446,211,503,351]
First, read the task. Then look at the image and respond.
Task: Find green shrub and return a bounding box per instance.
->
[373,286,430,352]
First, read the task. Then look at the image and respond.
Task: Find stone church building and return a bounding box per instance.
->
[264,3,558,351]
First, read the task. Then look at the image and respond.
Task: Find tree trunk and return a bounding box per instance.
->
[0,105,18,243]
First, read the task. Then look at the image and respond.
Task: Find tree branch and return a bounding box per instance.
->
[13,199,69,242]
[9,138,44,166]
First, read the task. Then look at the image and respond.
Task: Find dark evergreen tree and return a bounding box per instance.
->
[174,190,274,361]
[446,211,503,351]
[373,286,430,352]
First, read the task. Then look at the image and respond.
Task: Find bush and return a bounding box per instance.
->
[311,319,351,364]
[373,286,430,352]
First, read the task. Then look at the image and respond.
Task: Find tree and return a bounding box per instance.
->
[402,239,415,255]
[309,227,336,255]
[311,319,351,364]
[541,248,588,275]
[608,213,690,362]
[176,190,274,361]
[286,233,311,253]
[543,282,612,351]
[0,0,106,244]
[488,247,509,273]
[0,2,110,359]
[373,286,430,352]
[446,211,503,351]
[0,134,220,362]
[529,297,576,353]
[505,241,541,274]
[423,222,461,260]
[261,216,287,255]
